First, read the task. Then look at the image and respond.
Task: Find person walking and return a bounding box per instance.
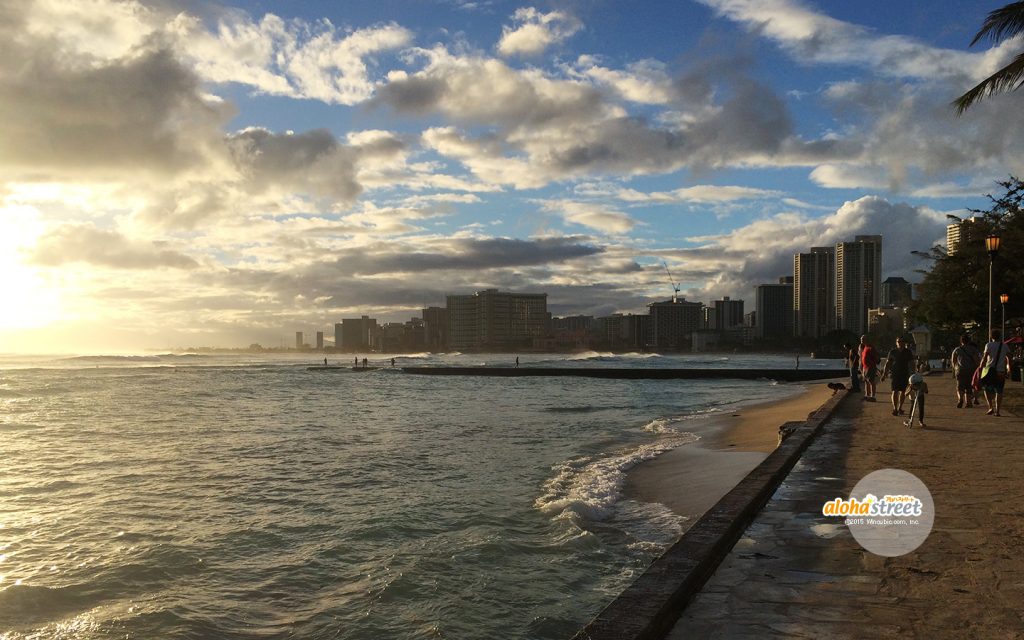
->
[951,334,980,408]
[979,329,1012,416]
[859,335,879,402]
[881,337,914,415]
[843,342,861,393]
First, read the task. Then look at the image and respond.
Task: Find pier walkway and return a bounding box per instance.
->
[667,373,1024,638]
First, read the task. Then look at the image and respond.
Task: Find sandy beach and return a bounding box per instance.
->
[625,382,836,520]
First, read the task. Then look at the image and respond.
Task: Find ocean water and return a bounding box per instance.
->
[0,352,838,639]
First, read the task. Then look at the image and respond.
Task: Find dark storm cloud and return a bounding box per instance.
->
[310,236,604,277]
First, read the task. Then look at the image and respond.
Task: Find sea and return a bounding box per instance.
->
[0,352,841,639]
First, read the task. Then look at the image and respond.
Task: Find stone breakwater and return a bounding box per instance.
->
[400,367,847,382]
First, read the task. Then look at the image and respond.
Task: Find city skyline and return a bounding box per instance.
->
[281,229,901,354]
[2,1,1020,353]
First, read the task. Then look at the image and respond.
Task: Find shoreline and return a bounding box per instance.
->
[624,383,835,521]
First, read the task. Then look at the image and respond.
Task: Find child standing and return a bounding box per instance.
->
[903,370,929,428]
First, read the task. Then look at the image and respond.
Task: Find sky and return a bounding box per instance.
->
[2,0,1023,353]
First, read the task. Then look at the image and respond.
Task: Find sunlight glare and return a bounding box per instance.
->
[0,205,63,330]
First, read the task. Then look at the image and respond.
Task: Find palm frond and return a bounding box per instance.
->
[953,51,1024,115]
[970,1,1024,46]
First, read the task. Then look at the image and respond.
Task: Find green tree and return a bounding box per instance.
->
[954,2,1024,114]
[909,178,1024,333]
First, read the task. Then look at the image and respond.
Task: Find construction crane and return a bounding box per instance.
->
[662,261,681,303]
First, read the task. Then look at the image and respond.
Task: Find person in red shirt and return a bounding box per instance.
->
[859,335,879,402]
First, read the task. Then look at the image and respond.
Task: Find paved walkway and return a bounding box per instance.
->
[667,373,1024,639]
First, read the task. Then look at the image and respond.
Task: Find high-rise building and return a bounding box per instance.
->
[881,276,912,307]
[341,316,378,351]
[703,307,717,330]
[446,289,548,351]
[714,297,744,330]
[947,217,980,256]
[648,298,703,350]
[334,323,342,351]
[295,331,303,349]
[794,246,835,339]
[315,331,324,350]
[421,306,449,352]
[755,277,794,339]
[551,315,593,332]
[836,235,882,336]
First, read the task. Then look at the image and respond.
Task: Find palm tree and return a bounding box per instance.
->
[953,1,1024,115]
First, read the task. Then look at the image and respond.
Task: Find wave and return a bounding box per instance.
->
[0,583,95,627]
[0,422,44,431]
[62,355,162,362]
[13,479,81,495]
[544,406,603,414]
[535,431,700,524]
[564,351,616,360]
[640,417,676,434]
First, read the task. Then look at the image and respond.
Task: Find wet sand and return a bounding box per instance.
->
[625,383,836,520]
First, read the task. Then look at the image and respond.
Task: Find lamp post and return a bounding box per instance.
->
[986,234,1001,338]
[1001,293,1009,340]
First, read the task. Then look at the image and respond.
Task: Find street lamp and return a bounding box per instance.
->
[1001,293,1009,340]
[986,234,1001,337]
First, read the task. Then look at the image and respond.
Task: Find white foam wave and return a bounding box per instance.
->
[641,407,723,434]
[565,350,615,360]
[640,418,676,434]
[535,431,700,523]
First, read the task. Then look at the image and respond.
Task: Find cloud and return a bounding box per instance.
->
[376,47,608,129]
[329,236,605,275]
[31,223,199,269]
[172,14,412,104]
[389,51,822,188]
[0,41,231,179]
[497,8,581,58]
[198,235,612,316]
[536,199,637,233]
[571,56,675,105]
[696,0,1019,82]
[675,196,946,300]
[227,127,361,201]
[607,184,781,203]
[698,0,1024,193]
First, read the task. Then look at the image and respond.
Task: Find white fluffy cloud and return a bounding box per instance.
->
[676,196,948,300]
[571,56,675,105]
[497,7,581,57]
[697,0,1019,82]
[537,199,637,234]
[172,14,412,104]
